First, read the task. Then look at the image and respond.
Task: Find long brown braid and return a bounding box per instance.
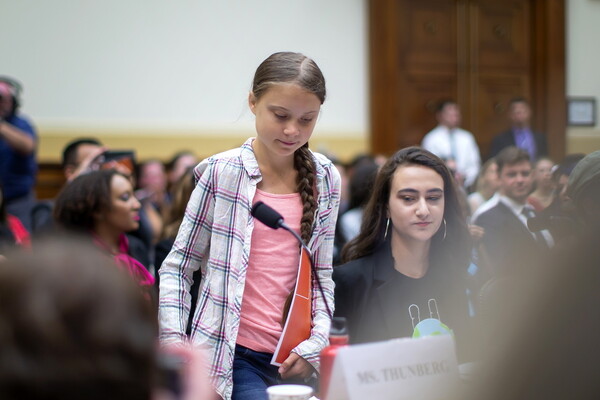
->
[294,143,317,244]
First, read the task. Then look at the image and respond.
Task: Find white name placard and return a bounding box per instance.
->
[326,335,460,400]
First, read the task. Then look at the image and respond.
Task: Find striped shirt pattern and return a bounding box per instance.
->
[158,138,341,400]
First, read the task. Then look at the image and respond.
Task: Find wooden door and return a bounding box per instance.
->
[369,0,565,161]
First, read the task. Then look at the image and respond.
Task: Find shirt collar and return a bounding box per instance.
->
[498,194,529,215]
[240,137,327,183]
[240,137,262,180]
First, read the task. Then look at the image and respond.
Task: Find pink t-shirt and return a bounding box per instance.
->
[236,189,302,353]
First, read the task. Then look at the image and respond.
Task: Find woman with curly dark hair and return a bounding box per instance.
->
[53,169,154,289]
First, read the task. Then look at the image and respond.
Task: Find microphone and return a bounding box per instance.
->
[251,201,306,250]
[251,201,285,230]
[250,201,332,319]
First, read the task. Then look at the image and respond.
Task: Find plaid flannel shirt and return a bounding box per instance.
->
[158,138,341,399]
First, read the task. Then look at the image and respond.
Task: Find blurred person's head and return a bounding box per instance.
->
[436,100,461,129]
[476,158,500,196]
[531,157,555,191]
[0,76,22,119]
[331,158,349,210]
[507,97,532,128]
[342,146,470,265]
[137,159,167,194]
[347,160,379,210]
[0,237,157,400]
[61,138,103,180]
[54,170,141,237]
[444,158,465,188]
[553,153,586,205]
[496,146,532,204]
[166,151,198,187]
[161,167,196,240]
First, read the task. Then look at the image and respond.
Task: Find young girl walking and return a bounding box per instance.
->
[158,52,341,400]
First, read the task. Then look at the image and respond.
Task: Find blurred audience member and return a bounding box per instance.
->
[489,97,548,161]
[331,157,349,215]
[553,153,586,206]
[529,153,585,245]
[338,159,379,243]
[527,157,555,211]
[0,238,157,400]
[467,158,499,216]
[421,100,481,188]
[61,137,105,182]
[466,151,600,400]
[473,147,553,277]
[53,170,155,290]
[155,167,195,268]
[334,147,474,361]
[137,159,170,214]
[0,76,37,232]
[166,151,198,191]
[0,183,30,252]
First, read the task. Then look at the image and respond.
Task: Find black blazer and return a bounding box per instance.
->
[333,240,472,360]
[489,129,548,160]
[474,201,548,276]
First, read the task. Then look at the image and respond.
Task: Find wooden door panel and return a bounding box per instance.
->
[399,73,457,148]
[400,0,458,74]
[369,0,565,159]
[474,0,531,71]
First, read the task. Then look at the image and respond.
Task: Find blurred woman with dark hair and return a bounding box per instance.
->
[334,146,474,360]
[53,170,154,290]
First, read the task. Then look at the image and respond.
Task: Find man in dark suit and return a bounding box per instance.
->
[474,147,553,276]
[489,98,548,161]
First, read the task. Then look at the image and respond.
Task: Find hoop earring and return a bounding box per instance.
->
[384,218,390,239]
[442,218,447,241]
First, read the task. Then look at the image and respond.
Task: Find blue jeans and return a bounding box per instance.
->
[232,345,279,400]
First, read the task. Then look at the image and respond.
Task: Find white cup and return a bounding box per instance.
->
[266,384,313,400]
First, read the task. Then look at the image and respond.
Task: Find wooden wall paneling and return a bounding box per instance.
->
[368,0,565,160]
[36,163,66,200]
[398,0,459,151]
[533,0,566,161]
[402,73,457,147]
[369,0,401,155]
[470,0,533,158]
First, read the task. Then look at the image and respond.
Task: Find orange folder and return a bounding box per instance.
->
[271,247,312,366]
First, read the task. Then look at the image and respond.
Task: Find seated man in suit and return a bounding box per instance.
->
[474,146,553,277]
[489,97,548,161]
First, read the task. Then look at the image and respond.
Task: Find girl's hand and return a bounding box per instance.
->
[278,352,315,380]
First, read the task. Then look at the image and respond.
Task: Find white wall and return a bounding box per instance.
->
[567,0,600,130]
[4,0,599,149]
[1,0,367,136]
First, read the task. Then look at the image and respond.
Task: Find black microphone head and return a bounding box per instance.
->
[251,201,284,229]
